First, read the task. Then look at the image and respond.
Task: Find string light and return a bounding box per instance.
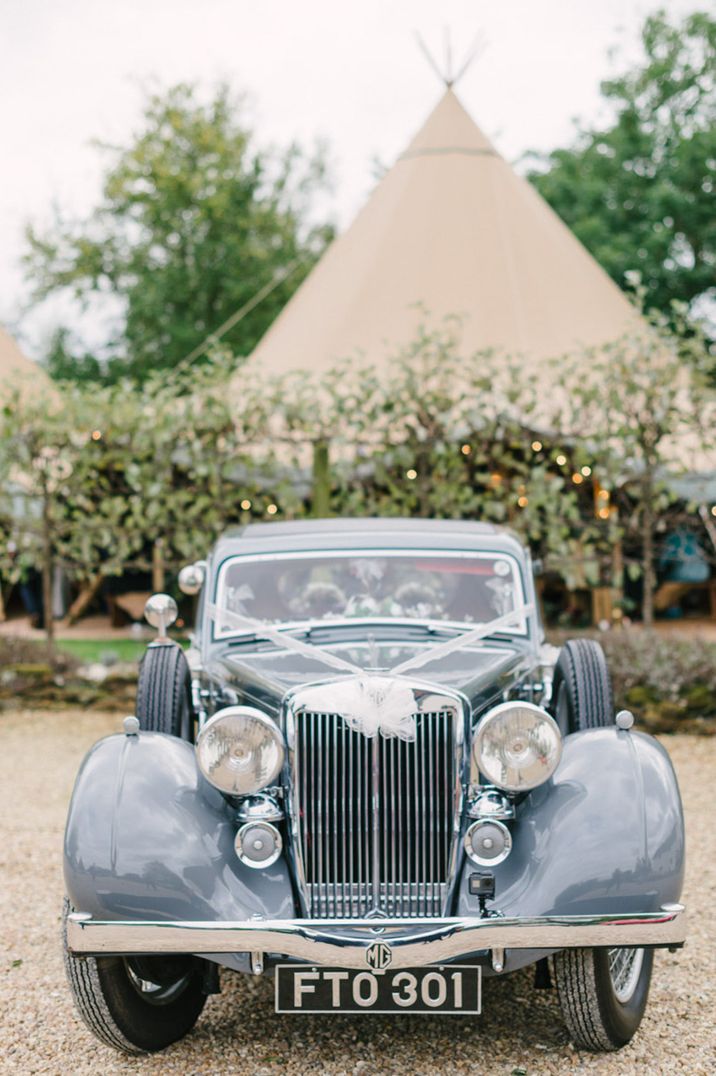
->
[266,504,278,515]
[581,465,592,477]
[240,499,252,510]
[572,473,584,485]
[531,440,542,452]
[597,489,609,501]
[517,495,529,508]
[461,444,471,455]
[711,506,716,517]
[406,469,417,480]
[598,507,610,520]
[555,454,567,466]
[490,472,502,486]
[91,430,102,441]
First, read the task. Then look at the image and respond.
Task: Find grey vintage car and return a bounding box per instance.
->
[63,519,686,1054]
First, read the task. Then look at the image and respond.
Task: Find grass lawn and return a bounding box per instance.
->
[57,636,188,664]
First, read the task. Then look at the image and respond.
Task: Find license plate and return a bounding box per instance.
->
[275,965,481,1014]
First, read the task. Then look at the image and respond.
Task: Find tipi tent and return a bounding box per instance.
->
[242,88,641,380]
[0,325,51,401]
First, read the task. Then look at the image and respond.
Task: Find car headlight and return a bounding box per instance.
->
[196,706,285,795]
[473,701,562,792]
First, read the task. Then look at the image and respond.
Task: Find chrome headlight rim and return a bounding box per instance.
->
[473,700,562,793]
[464,818,513,866]
[235,820,283,869]
[195,704,285,796]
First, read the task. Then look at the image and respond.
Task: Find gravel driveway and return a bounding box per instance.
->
[1,709,714,1075]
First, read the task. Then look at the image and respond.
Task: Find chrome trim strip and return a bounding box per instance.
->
[67,905,686,968]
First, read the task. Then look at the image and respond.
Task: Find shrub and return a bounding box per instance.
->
[549,628,716,734]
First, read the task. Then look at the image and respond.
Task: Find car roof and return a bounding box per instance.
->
[212,518,528,561]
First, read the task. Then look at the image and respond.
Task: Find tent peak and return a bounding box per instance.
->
[415,28,485,91]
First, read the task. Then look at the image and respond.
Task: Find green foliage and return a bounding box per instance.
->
[24,84,333,382]
[578,629,716,734]
[528,10,716,336]
[0,319,712,644]
[551,297,715,623]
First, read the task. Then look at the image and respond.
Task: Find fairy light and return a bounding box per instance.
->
[711,506,716,517]
[581,466,592,477]
[597,489,609,501]
[461,444,471,455]
[490,472,502,486]
[406,469,417,480]
[517,495,529,508]
[531,440,542,452]
[572,473,584,485]
[240,499,252,511]
[266,504,278,515]
[555,454,567,466]
[91,430,102,441]
[598,507,610,520]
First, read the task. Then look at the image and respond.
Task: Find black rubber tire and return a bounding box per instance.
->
[551,639,613,735]
[136,642,194,741]
[553,946,654,1051]
[62,899,206,1054]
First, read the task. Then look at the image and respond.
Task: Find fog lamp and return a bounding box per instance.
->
[473,701,562,792]
[195,706,285,796]
[235,821,283,868]
[464,819,512,866]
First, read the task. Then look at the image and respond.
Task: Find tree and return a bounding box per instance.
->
[24,84,333,382]
[528,10,716,337]
[552,304,715,626]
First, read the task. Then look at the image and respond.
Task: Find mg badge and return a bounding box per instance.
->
[366,942,392,970]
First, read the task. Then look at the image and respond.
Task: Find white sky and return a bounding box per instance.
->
[0,0,698,360]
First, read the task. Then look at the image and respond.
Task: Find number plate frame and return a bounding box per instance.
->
[275,964,481,1014]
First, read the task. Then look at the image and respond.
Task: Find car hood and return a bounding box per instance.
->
[204,633,532,717]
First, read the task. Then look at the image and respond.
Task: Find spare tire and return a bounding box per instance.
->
[551,638,613,735]
[136,643,194,741]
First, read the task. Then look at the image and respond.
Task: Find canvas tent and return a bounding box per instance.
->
[242,88,641,381]
[0,325,51,401]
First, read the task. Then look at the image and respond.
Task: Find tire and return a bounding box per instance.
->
[551,638,613,735]
[136,642,194,741]
[62,899,207,1054]
[553,946,654,1051]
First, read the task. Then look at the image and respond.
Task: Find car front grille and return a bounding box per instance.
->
[291,706,460,918]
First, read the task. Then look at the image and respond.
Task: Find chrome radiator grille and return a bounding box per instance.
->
[291,708,459,918]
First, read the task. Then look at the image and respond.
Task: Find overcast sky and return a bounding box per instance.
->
[1,0,698,359]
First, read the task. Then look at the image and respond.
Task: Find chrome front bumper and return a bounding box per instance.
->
[67,904,686,969]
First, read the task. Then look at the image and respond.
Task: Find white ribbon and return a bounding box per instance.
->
[209,602,534,679]
[209,600,534,741]
[208,604,364,675]
[389,604,534,675]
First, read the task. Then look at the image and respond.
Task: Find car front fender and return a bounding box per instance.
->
[458,726,685,920]
[63,730,295,969]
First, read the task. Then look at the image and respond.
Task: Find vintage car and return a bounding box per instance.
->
[62,519,686,1054]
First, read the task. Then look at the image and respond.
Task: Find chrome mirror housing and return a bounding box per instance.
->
[178,561,206,595]
[144,593,178,639]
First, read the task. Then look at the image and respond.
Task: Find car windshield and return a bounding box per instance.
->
[213,549,526,636]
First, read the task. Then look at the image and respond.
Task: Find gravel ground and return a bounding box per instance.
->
[1,710,714,1075]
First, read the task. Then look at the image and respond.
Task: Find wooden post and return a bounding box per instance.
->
[66,573,103,625]
[41,492,55,647]
[152,538,166,593]
[311,440,331,518]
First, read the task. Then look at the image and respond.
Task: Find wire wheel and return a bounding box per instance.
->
[608,947,645,1003]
